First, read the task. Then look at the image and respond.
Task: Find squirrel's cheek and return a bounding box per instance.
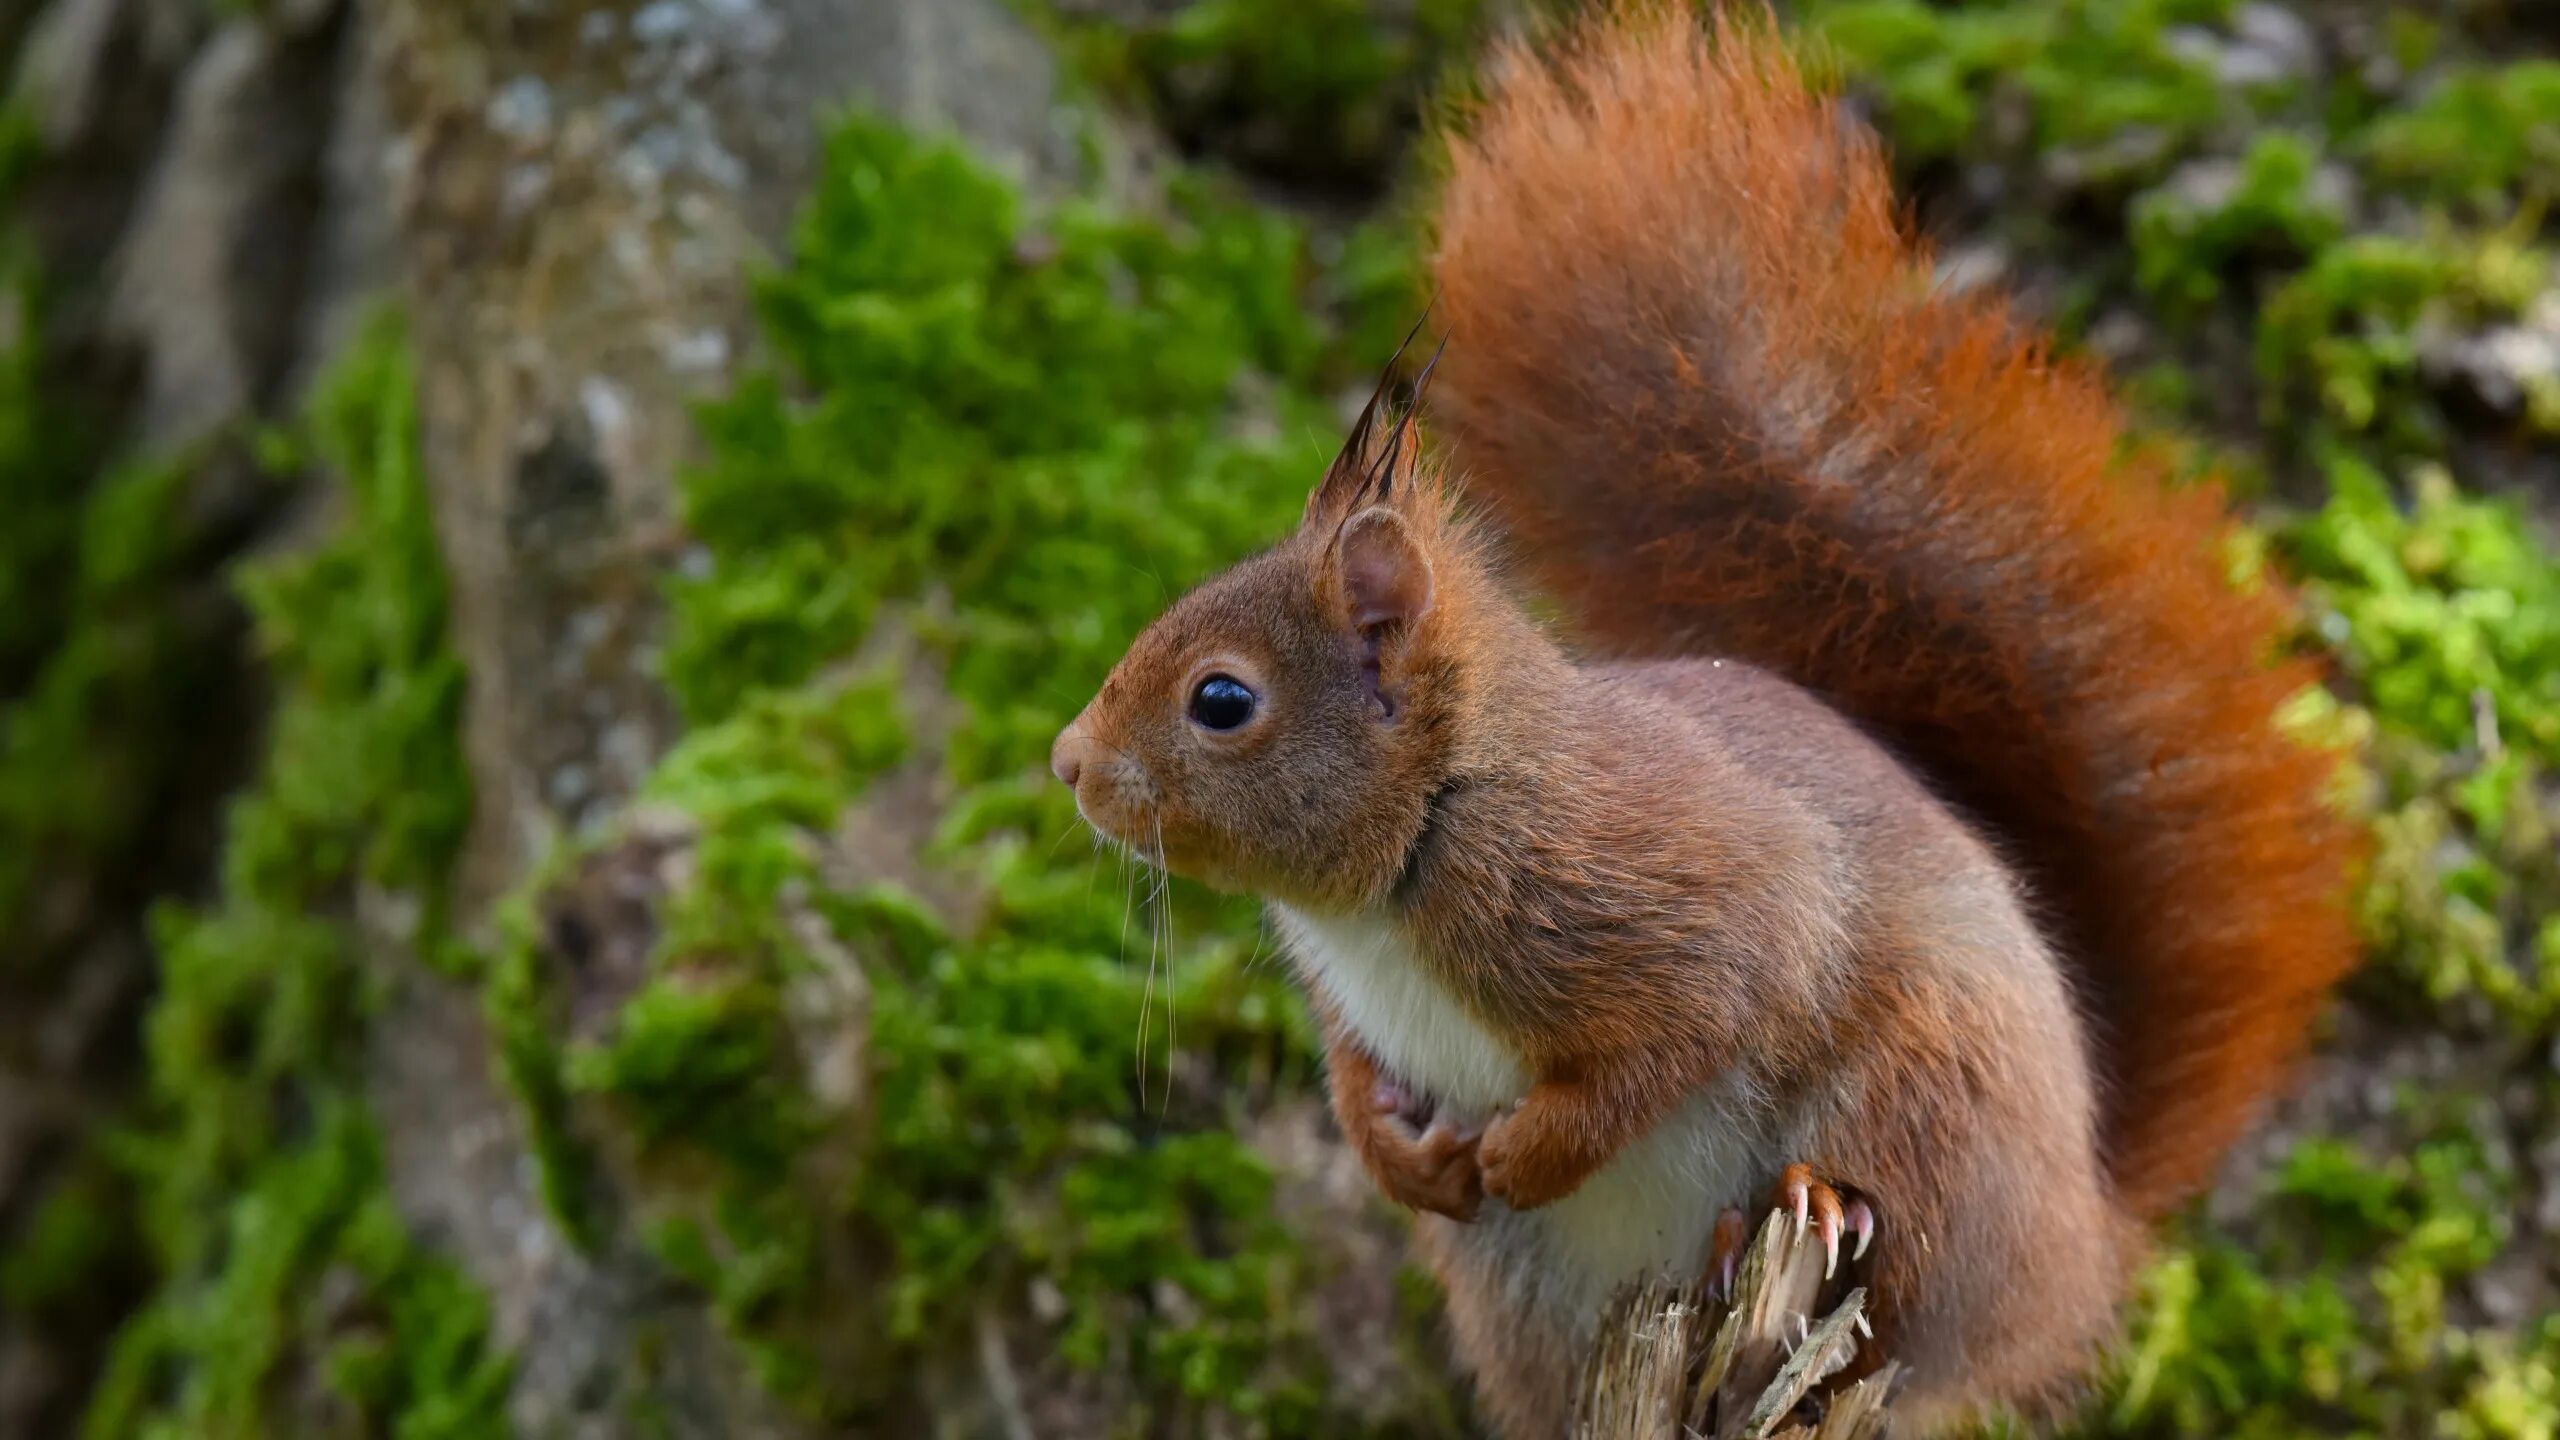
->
[1152,830,1234,892]
[1189,864,1248,896]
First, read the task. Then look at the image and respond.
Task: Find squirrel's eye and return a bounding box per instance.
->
[1188,675,1258,732]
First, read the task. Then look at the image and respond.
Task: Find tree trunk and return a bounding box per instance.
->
[365,3,1094,1433]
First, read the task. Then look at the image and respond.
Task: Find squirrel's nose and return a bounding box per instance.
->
[1050,727,1086,789]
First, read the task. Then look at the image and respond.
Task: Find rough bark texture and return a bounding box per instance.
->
[0,2,374,1427]
[366,3,1085,1432]
[4,2,1446,1432]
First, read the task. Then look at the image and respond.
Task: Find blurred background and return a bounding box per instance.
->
[0,1,2554,1436]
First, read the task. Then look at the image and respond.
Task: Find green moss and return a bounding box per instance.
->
[234,345,469,898]
[1806,0,2237,182]
[0,454,206,940]
[490,107,1416,1427]
[643,1194,830,1398]
[646,677,908,941]
[1806,1,2560,459]
[2130,131,2345,315]
[670,120,1322,735]
[90,1105,510,1440]
[2258,228,2555,446]
[2361,61,2560,211]
[0,112,209,949]
[485,891,599,1244]
[2282,457,2560,1036]
[2288,459,2559,763]
[2101,1128,2523,1438]
[567,974,821,1183]
[1,1158,128,1313]
[82,312,508,1440]
[1025,0,1494,183]
[492,678,915,1397]
[0,101,254,1424]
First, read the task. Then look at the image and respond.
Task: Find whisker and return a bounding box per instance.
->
[1153,814,1176,1116]
[1110,554,1172,606]
[1138,830,1169,1117]
[1118,836,1148,1104]
[1241,918,1274,979]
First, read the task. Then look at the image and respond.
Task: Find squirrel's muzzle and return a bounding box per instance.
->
[1050,717,1098,792]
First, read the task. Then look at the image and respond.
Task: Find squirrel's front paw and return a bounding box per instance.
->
[1476,1100,1593,1211]
[1350,1081,1483,1221]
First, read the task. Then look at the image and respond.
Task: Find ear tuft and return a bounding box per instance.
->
[1339,507,1434,632]
[1303,309,1444,528]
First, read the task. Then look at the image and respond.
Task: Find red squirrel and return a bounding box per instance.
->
[1049,3,2364,1432]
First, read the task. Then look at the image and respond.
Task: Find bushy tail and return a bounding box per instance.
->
[1426,1,2363,1219]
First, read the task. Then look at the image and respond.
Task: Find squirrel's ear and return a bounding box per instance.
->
[1338,506,1434,633]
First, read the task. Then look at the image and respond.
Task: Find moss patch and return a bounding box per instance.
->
[492,110,1432,1429]
[0,99,254,1433]
[0,107,208,950]
[1022,0,1497,185]
[78,313,509,1440]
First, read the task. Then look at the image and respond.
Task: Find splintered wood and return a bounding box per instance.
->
[1575,1209,1901,1440]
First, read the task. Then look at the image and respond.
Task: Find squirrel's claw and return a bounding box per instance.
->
[1705,1205,1748,1301]
[1778,1163,1850,1276]
[1846,1196,1877,1262]
[1774,1163,1866,1282]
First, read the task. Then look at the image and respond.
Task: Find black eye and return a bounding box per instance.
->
[1188,674,1258,731]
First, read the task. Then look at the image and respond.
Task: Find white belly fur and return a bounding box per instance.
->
[1273,904,1778,1330]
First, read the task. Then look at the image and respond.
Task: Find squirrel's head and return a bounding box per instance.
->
[1052,378,1488,911]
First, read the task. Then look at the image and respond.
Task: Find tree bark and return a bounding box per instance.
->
[365,2,1087,1432]
[6,3,1444,1432]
